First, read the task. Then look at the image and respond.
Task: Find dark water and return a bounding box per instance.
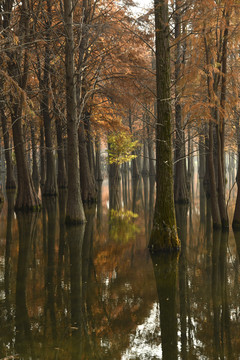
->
[0,177,240,359]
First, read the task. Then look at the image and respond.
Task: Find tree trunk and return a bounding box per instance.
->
[11,103,40,211]
[78,121,96,203]
[142,140,149,176]
[232,116,240,229]
[208,121,221,228]
[1,109,16,189]
[64,0,85,224]
[147,122,156,177]
[41,30,58,196]
[31,122,40,193]
[40,126,46,189]
[95,136,103,181]
[149,0,180,252]
[55,116,68,189]
[174,0,188,204]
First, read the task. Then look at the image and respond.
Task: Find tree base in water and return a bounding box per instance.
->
[149,222,180,252]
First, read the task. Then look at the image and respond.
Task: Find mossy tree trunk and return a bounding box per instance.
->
[64,0,85,224]
[149,0,180,252]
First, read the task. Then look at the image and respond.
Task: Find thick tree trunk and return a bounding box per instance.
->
[1,110,16,189]
[149,0,180,252]
[64,0,85,224]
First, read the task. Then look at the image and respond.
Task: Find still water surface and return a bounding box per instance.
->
[0,178,240,359]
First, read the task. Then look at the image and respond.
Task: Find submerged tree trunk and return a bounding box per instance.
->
[64,0,85,224]
[149,0,180,252]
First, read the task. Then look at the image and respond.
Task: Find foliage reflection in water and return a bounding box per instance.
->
[0,178,240,359]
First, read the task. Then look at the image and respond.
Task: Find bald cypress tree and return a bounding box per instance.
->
[149,0,180,252]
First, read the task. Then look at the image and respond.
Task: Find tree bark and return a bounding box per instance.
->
[79,121,96,203]
[64,0,85,224]
[149,0,180,252]
[31,121,40,193]
[41,2,58,196]
[55,115,68,189]
[1,109,16,189]
[40,126,46,188]
[174,0,188,204]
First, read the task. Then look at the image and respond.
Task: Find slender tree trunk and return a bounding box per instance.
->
[95,136,103,181]
[41,17,58,196]
[142,139,149,176]
[55,116,68,189]
[174,0,188,204]
[147,122,156,177]
[1,109,16,189]
[40,126,46,189]
[31,122,39,193]
[208,121,221,228]
[78,121,96,203]
[129,109,139,179]
[64,0,85,224]
[149,0,180,252]
[232,116,240,228]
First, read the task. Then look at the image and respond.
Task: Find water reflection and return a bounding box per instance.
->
[15,212,38,357]
[151,253,179,360]
[68,224,85,359]
[1,178,240,359]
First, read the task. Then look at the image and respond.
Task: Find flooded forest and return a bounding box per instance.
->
[0,0,240,359]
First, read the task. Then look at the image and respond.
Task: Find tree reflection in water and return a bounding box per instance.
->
[151,252,179,360]
[2,179,240,359]
[15,212,38,358]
